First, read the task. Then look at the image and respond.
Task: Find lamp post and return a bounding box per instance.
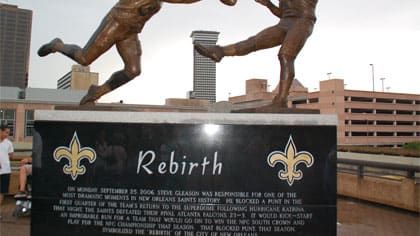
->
[380,77,386,92]
[369,64,375,92]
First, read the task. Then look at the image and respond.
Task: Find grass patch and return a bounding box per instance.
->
[402,142,420,151]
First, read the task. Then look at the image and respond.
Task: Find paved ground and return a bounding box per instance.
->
[0,196,30,236]
[1,196,418,236]
[337,197,419,236]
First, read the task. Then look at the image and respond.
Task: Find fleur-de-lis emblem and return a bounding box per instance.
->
[53,132,96,180]
[267,135,314,186]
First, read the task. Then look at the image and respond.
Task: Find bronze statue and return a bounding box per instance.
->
[38,0,237,105]
[195,0,318,108]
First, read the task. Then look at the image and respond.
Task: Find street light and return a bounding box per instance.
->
[369,64,375,92]
[380,77,386,92]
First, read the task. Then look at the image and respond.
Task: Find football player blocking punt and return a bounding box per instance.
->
[195,0,318,108]
[38,0,237,105]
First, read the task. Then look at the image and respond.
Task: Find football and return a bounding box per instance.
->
[220,0,237,6]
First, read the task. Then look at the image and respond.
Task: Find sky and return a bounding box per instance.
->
[4,0,420,104]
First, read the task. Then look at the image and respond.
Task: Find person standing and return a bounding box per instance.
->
[0,123,14,219]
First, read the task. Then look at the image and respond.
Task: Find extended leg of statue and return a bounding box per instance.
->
[195,40,295,108]
[79,70,132,105]
[38,38,89,65]
[194,23,282,60]
[272,53,295,107]
[194,36,259,62]
[80,35,141,105]
[37,15,140,105]
[194,26,294,109]
[38,15,119,65]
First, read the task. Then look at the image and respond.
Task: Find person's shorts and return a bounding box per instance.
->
[0,174,11,194]
[25,164,32,176]
[279,17,315,58]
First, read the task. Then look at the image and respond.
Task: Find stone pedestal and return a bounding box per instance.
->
[32,111,337,236]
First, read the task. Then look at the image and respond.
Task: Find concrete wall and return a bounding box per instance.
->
[338,172,419,212]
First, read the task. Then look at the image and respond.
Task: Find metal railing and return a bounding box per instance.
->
[337,156,420,181]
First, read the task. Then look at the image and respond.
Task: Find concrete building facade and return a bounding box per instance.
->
[229,78,420,147]
[2,79,419,147]
[0,86,87,143]
[293,79,420,147]
[190,31,219,103]
[0,87,209,144]
[0,4,32,88]
[57,65,99,90]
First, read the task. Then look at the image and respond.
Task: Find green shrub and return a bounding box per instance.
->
[403,142,420,150]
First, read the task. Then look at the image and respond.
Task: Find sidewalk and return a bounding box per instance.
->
[0,196,30,236]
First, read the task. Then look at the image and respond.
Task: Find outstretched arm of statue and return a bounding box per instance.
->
[163,0,237,6]
[162,0,201,3]
[255,0,282,17]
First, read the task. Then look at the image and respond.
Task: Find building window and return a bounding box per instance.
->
[351,120,368,125]
[292,100,307,105]
[351,132,367,137]
[377,120,394,125]
[351,97,373,103]
[376,98,394,104]
[396,110,413,115]
[395,99,412,105]
[351,108,373,114]
[308,98,319,103]
[0,109,16,137]
[25,110,34,137]
[376,109,394,115]
[396,121,414,126]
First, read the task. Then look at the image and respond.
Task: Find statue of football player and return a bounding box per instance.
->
[195,0,318,108]
[38,0,237,105]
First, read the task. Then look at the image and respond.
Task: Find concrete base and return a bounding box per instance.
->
[54,104,138,111]
[231,103,319,114]
[55,103,320,114]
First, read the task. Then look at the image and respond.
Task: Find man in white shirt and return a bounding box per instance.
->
[0,123,14,219]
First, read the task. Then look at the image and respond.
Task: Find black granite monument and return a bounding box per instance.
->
[31,111,336,236]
